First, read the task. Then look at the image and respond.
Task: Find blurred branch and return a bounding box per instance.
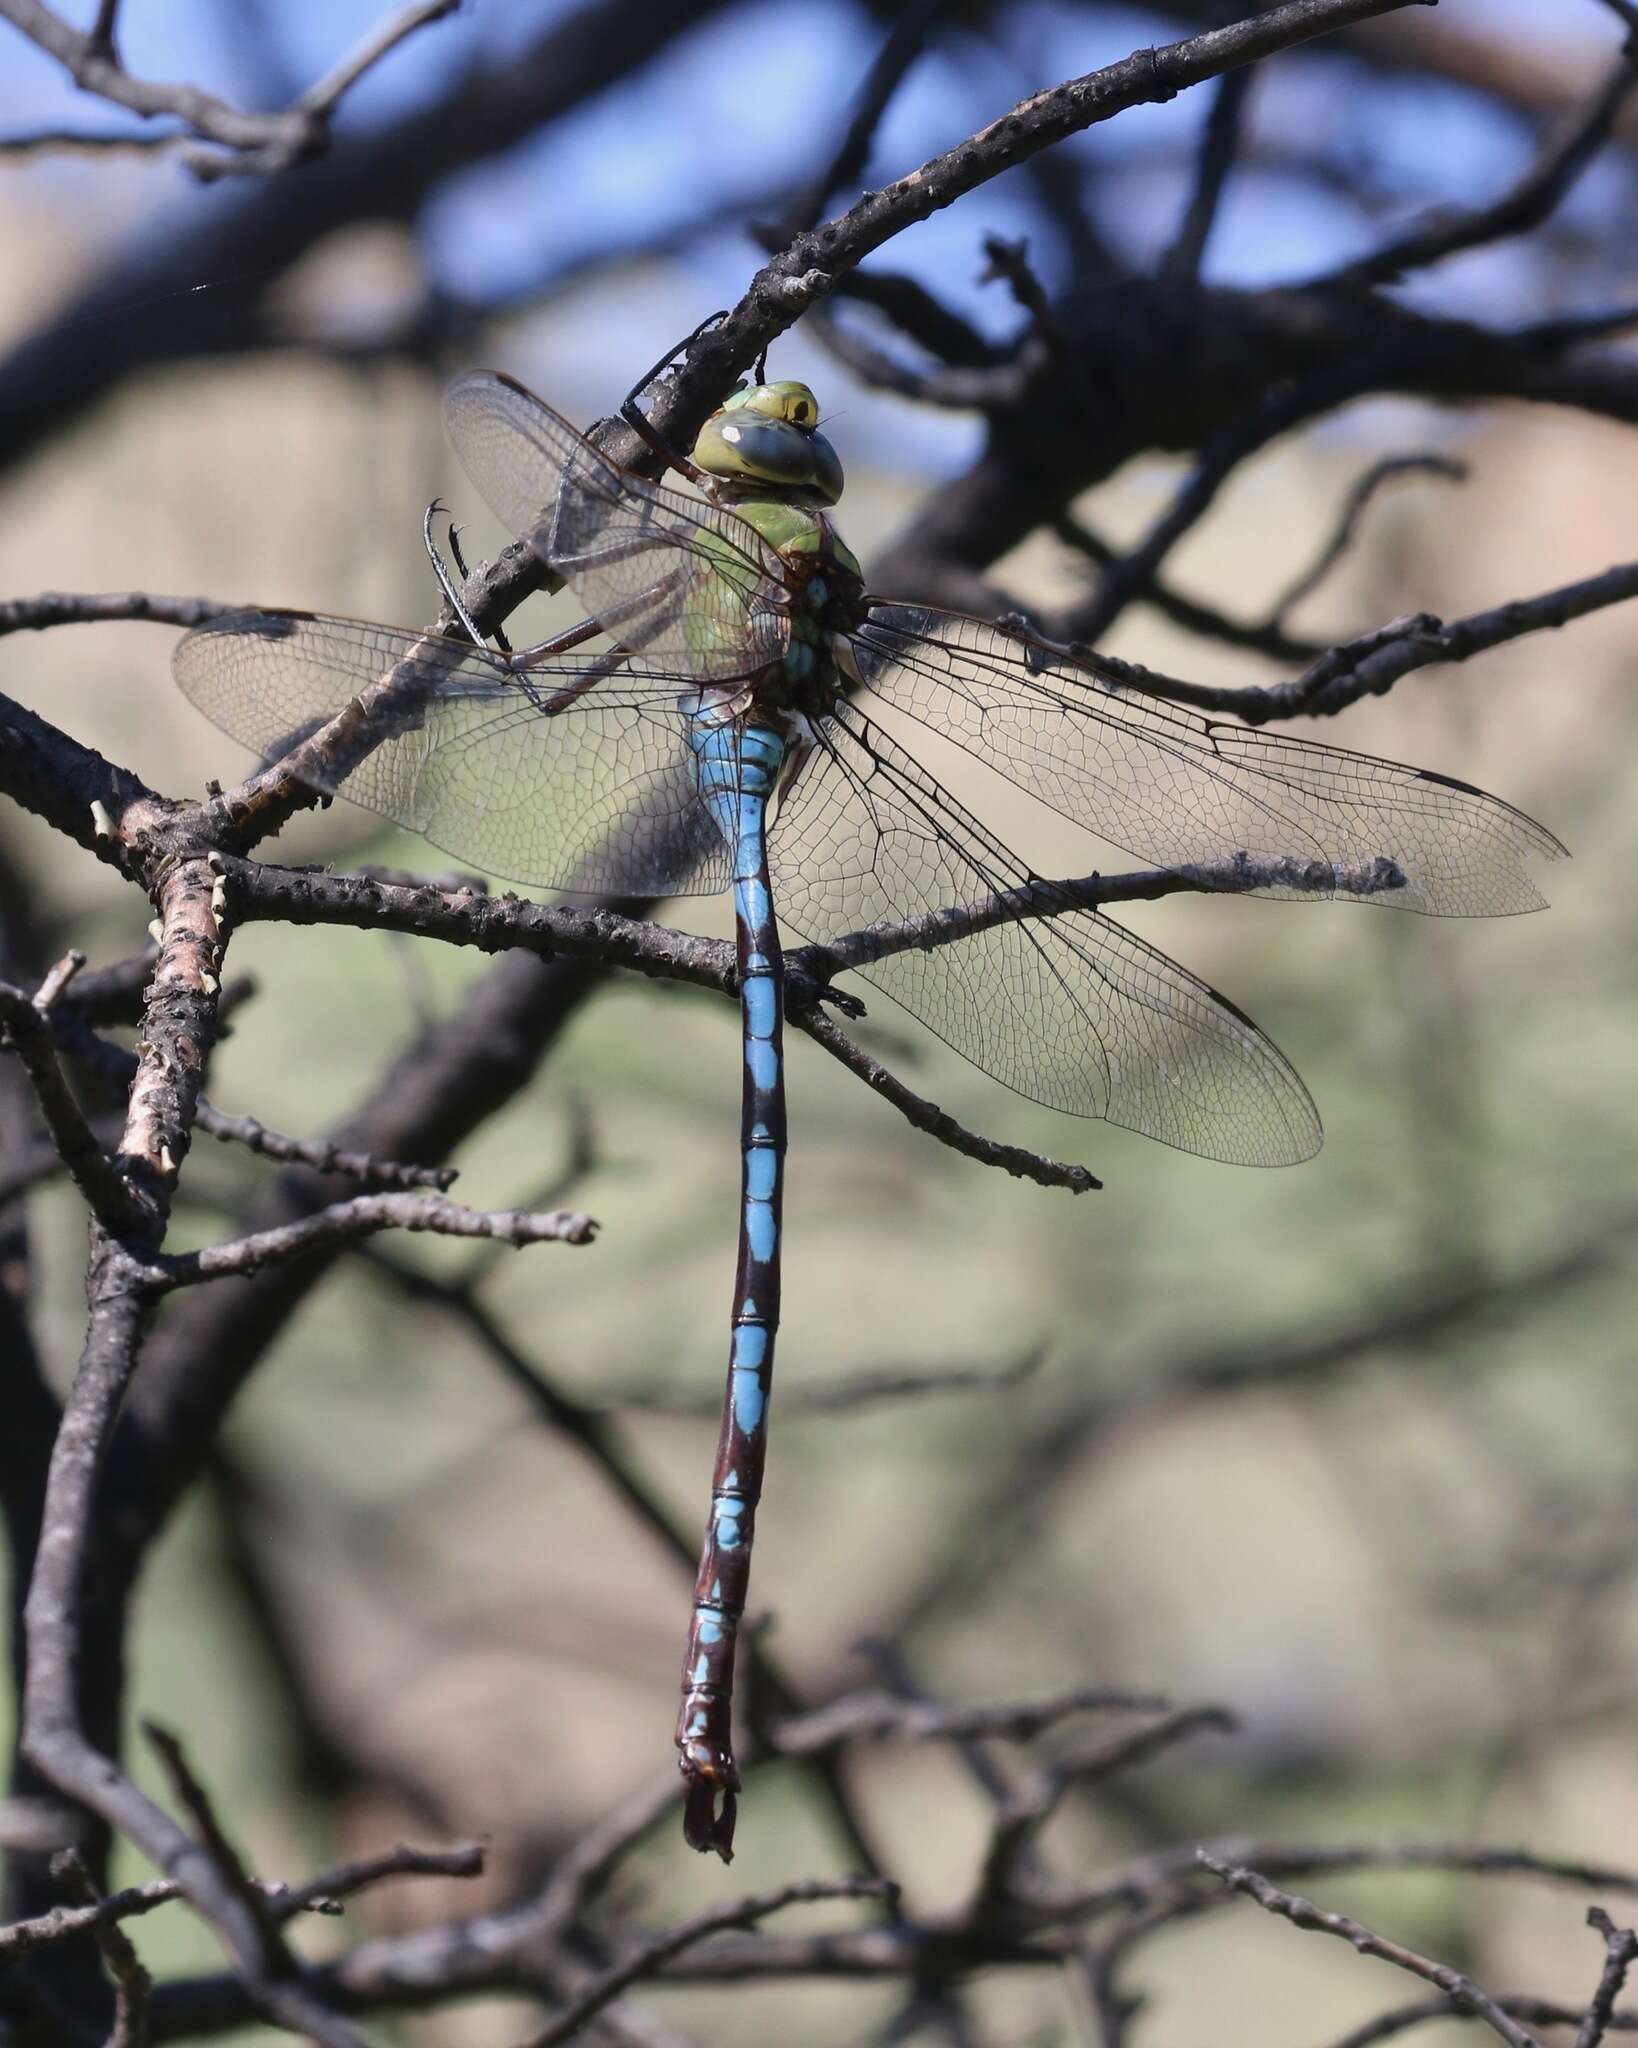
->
[1051,514,1329,664]
[973,1709,1236,1921]
[1162,65,1255,282]
[50,1849,151,2048]
[772,1681,1174,1759]
[577,0,1443,468]
[0,980,144,1232]
[0,0,460,178]
[1326,58,1638,289]
[0,592,233,639]
[776,1,942,238]
[887,1213,1638,1645]
[611,1345,1045,1419]
[1333,1994,1638,2046]
[513,1876,898,2048]
[1265,452,1469,625]
[1199,1853,1541,2048]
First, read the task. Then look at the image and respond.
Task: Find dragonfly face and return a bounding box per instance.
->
[692,380,844,506]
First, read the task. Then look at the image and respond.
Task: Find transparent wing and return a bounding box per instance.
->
[848,606,1566,917]
[173,610,731,896]
[768,704,1321,1167]
[444,371,790,681]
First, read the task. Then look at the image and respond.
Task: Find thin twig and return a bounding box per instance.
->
[1162,64,1254,281]
[610,1345,1044,1419]
[1052,514,1328,663]
[512,1877,899,2048]
[777,0,942,236]
[1033,559,1638,726]
[1266,452,1469,625]
[192,1103,458,1190]
[1578,1909,1638,2048]
[0,590,232,639]
[0,1840,483,1957]
[295,0,460,120]
[51,1849,151,2048]
[0,0,462,177]
[0,981,144,1231]
[1199,1854,1542,2048]
[796,1005,1101,1194]
[773,1683,1175,1758]
[1327,59,1638,288]
[157,1192,597,1288]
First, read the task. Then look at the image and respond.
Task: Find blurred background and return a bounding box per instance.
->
[2,0,1637,2042]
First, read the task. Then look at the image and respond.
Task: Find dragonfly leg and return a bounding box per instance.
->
[677,718,788,1862]
[422,499,491,652]
[620,309,731,486]
[443,513,512,655]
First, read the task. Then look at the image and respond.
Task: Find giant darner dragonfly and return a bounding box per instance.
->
[173,359,1563,1858]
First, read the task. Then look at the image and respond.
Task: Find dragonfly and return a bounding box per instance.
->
[173,350,1563,1859]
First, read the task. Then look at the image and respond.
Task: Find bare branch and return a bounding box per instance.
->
[51,1848,151,2048]
[0,980,144,1232]
[1052,513,1329,663]
[158,1191,597,1288]
[975,1710,1236,1917]
[1266,452,1469,625]
[277,1841,486,1917]
[512,1877,899,2048]
[32,950,87,1012]
[0,0,461,177]
[51,1004,460,1190]
[1106,559,1638,724]
[777,0,941,237]
[1162,64,1255,282]
[0,590,232,640]
[613,0,1446,452]
[1199,1853,1543,2047]
[1328,59,1638,288]
[611,1345,1044,1419]
[140,1723,368,2048]
[1579,1909,1638,2048]
[295,1,461,124]
[772,1683,1175,1759]
[795,1004,1101,1194]
[0,1840,482,1957]
[191,1104,459,1191]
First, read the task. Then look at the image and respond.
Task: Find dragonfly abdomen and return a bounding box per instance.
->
[677,715,789,1859]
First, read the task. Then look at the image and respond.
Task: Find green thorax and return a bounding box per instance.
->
[686,381,862,694]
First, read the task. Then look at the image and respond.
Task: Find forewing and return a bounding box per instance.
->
[444,371,790,680]
[849,606,1565,916]
[173,610,730,896]
[768,704,1321,1167]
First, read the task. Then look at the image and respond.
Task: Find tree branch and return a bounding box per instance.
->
[1199,1854,1542,2048]
[157,1192,597,1289]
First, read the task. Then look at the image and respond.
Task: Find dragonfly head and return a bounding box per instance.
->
[693,381,843,506]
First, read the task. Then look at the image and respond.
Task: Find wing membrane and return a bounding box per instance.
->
[849,606,1565,917]
[444,371,789,681]
[173,610,730,895]
[769,704,1321,1167]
